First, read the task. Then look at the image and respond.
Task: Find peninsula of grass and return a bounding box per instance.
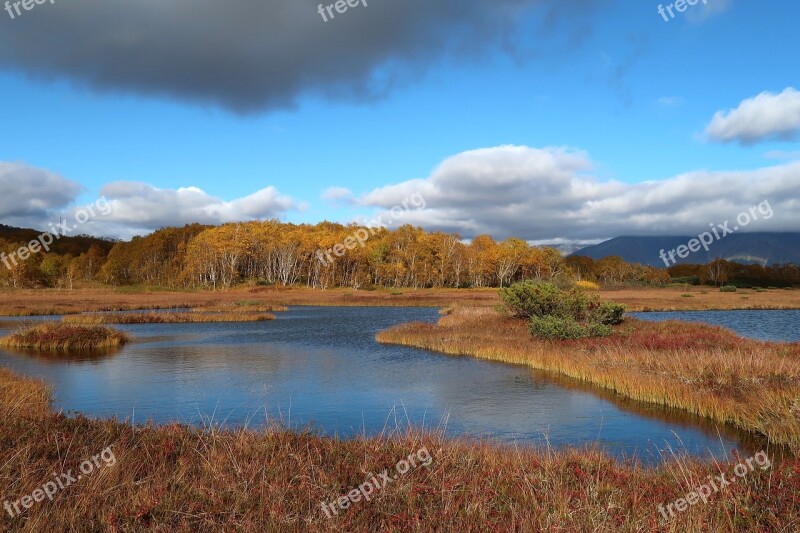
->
[0,368,798,532]
[377,282,800,450]
[0,322,130,351]
[63,311,276,324]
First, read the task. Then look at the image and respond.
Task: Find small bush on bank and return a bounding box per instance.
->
[498,281,570,319]
[529,316,586,340]
[528,316,613,340]
[500,281,624,340]
[720,285,738,293]
[591,301,626,326]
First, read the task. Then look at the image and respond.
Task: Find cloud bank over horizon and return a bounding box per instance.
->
[0,163,301,239]
[350,145,800,241]
[2,146,798,244]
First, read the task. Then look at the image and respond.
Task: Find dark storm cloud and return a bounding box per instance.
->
[0,0,595,113]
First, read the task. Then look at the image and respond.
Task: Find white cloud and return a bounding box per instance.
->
[6,152,800,246]
[0,163,299,239]
[95,182,298,236]
[321,187,355,205]
[0,163,83,226]
[350,145,800,241]
[705,87,800,144]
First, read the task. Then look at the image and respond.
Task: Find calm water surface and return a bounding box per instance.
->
[0,307,785,463]
[631,309,800,342]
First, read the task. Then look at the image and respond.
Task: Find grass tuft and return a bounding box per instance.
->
[0,322,130,351]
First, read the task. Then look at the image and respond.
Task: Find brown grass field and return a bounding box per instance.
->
[0,285,797,316]
[378,308,800,450]
[604,285,800,311]
[0,368,798,532]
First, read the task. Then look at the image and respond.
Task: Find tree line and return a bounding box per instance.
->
[667,259,800,288]
[1,220,796,289]
[0,221,667,289]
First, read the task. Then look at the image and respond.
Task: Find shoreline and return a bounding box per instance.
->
[0,367,796,531]
[0,286,798,317]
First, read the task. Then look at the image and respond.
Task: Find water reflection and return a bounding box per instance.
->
[0,307,791,464]
[0,345,124,363]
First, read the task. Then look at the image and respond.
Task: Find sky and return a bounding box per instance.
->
[0,0,798,245]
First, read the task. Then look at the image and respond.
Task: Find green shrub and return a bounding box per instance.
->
[528,316,614,340]
[583,322,613,338]
[529,316,586,340]
[720,285,738,293]
[500,281,624,340]
[591,301,626,325]
[498,280,571,319]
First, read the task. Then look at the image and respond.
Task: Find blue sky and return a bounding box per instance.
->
[0,0,798,242]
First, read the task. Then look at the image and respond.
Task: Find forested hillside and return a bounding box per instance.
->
[0,221,668,289]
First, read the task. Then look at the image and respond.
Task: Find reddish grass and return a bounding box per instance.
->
[0,369,797,532]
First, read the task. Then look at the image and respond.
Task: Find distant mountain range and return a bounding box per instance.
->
[569,233,800,267]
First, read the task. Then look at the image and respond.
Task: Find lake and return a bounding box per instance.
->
[0,306,787,464]
[631,309,800,342]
